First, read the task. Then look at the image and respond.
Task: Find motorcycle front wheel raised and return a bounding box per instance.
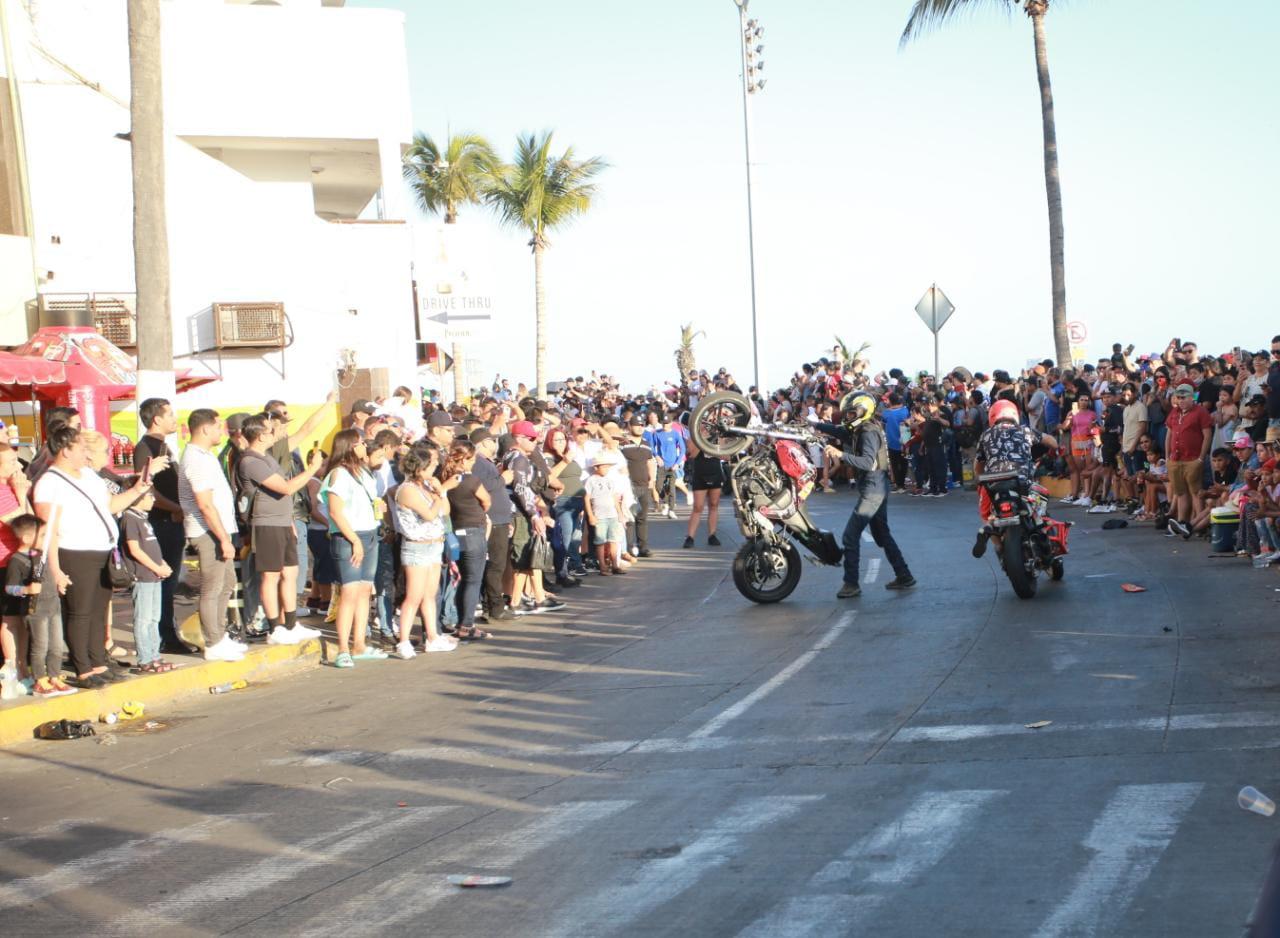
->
[732,540,802,604]
[690,391,753,459]
[999,531,1038,599]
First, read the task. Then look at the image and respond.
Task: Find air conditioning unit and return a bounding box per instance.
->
[91,296,136,347]
[212,302,286,349]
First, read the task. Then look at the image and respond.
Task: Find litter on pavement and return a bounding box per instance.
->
[1024,721,1053,730]
[447,875,513,888]
[1239,786,1276,817]
[1121,583,1147,593]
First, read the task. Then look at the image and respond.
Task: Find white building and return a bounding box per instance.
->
[0,0,421,412]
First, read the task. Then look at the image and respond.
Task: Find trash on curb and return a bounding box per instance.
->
[120,701,145,720]
[97,734,117,746]
[141,720,166,731]
[34,719,95,740]
[1239,786,1276,817]
[396,801,408,808]
[210,680,249,695]
[1024,721,1052,730]
[99,711,118,725]
[323,776,352,791]
[1121,583,1147,593]
[447,875,512,888]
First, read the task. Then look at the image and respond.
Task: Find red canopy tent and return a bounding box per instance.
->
[0,326,216,433]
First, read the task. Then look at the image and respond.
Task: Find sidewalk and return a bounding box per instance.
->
[0,565,327,747]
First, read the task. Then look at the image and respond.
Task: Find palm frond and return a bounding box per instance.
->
[402,131,497,222]
[485,131,607,248]
[899,0,1019,48]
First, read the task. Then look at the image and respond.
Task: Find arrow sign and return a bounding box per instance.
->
[914,285,955,334]
[427,312,492,325]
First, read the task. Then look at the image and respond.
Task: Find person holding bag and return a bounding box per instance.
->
[32,426,161,688]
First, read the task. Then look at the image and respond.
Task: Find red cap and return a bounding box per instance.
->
[510,420,538,440]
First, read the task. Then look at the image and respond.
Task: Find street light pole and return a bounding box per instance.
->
[732,0,764,394]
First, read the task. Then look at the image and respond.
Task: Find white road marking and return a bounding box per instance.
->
[862,530,873,543]
[1033,783,1202,937]
[0,814,251,910]
[737,789,1005,937]
[105,807,451,936]
[688,614,854,739]
[544,795,821,938]
[300,800,634,937]
[893,710,1280,744]
[862,558,882,584]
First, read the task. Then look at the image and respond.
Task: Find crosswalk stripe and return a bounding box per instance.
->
[544,795,822,938]
[862,558,882,584]
[1032,782,1203,937]
[737,789,1005,937]
[104,807,451,936]
[689,615,853,739]
[299,800,634,937]
[0,814,252,910]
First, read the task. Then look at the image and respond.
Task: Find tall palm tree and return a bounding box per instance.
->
[485,131,606,398]
[901,0,1071,367]
[402,132,497,400]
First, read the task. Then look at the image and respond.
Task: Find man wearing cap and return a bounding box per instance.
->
[621,418,657,557]
[470,428,515,621]
[346,399,377,435]
[504,421,564,614]
[426,410,456,461]
[647,412,685,518]
[1164,384,1213,537]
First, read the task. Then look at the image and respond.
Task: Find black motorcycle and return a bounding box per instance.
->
[977,470,1070,599]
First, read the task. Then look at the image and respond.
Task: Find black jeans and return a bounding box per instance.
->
[888,450,908,489]
[151,515,186,644]
[926,445,948,494]
[483,523,511,614]
[58,548,111,677]
[454,528,488,627]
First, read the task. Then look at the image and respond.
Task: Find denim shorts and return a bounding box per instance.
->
[330,529,378,585]
[306,528,337,585]
[593,518,622,543]
[402,539,444,568]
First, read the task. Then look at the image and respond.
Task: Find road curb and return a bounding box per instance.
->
[0,639,322,747]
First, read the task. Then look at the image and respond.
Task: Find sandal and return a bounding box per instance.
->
[456,626,493,641]
[107,644,131,661]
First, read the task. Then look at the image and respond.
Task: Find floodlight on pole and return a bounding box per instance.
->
[732,0,765,393]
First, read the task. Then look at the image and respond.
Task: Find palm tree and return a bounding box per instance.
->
[485,131,606,398]
[675,324,706,383]
[901,0,1071,367]
[402,132,497,401]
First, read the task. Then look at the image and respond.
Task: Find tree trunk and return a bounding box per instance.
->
[127,0,175,430]
[1031,10,1070,369]
[451,341,466,402]
[533,240,546,399]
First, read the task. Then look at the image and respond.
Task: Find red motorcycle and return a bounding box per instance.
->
[691,392,843,603]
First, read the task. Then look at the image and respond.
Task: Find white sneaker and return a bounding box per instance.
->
[424,635,457,653]
[288,623,322,641]
[204,636,245,662]
[616,559,632,570]
[1087,503,1108,514]
[1075,497,1092,508]
[395,640,416,660]
[1059,495,1076,505]
[267,625,302,646]
[228,637,249,651]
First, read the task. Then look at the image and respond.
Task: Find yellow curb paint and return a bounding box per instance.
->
[0,639,321,748]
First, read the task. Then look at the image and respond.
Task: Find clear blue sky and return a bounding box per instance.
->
[353,0,1280,392]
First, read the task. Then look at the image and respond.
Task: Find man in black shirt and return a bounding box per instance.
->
[921,396,951,497]
[133,398,185,650]
[621,417,657,557]
[470,429,514,621]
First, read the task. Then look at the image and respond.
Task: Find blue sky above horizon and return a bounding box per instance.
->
[353,0,1280,392]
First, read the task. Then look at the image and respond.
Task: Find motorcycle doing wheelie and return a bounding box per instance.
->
[690,391,843,603]
[977,470,1070,599]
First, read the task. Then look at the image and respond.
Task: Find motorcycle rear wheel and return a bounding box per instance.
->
[1050,558,1065,581]
[1000,532,1039,599]
[690,391,753,459]
[732,540,802,604]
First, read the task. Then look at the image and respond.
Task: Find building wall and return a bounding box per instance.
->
[6,0,417,409]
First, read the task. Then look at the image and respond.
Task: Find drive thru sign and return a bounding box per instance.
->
[914,284,955,382]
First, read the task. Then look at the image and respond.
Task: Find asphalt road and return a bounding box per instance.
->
[3,488,1280,937]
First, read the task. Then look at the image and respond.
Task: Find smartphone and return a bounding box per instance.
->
[142,460,152,484]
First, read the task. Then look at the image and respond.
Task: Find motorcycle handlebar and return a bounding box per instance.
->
[723,425,829,445]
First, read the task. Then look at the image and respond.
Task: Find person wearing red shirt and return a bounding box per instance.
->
[1164,384,1213,537]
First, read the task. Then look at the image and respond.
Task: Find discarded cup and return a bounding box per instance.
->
[99,712,118,725]
[1239,786,1275,817]
[210,680,248,695]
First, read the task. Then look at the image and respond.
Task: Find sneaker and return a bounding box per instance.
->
[972,531,989,559]
[424,636,457,653]
[50,677,78,697]
[268,625,302,646]
[638,548,654,558]
[1075,497,1093,508]
[1087,503,1109,514]
[204,636,245,662]
[288,623,322,641]
[836,582,861,599]
[1059,495,1077,505]
[33,677,58,698]
[395,640,416,660]
[333,652,354,668]
[682,536,695,549]
[539,598,567,612]
[884,575,917,591]
[488,607,513,622]
[1167,519,1190,538]
[512,600,539,617]
[707,534,722,546]
[352,646,389,660]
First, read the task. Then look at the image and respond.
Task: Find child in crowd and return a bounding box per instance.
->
[4,514,74,697]
[584,453,625,576]
[122,490,176,674]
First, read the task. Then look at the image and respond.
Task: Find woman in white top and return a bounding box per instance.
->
[393,446,456,658]
[33,425,158,687]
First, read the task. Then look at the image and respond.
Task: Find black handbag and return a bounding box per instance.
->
[528,534,556,574]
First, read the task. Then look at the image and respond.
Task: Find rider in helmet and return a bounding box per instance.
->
[972,398,1059,557]
[817,391,916,599]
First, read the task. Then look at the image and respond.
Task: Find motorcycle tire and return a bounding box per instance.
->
[732,540,802,604]
[690,391,753,459]
[1050,558,1065,581]
[1000,532,1038,599]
